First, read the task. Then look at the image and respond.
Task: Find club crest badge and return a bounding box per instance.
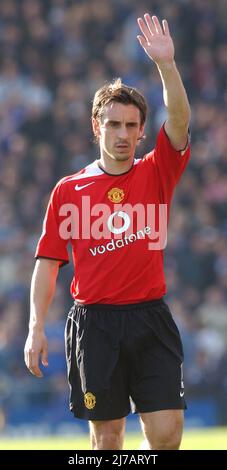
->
[108,188,124,203]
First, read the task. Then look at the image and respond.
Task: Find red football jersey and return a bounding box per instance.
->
[36,126,190,304]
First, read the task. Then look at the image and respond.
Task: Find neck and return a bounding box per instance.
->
[98,154,134,175]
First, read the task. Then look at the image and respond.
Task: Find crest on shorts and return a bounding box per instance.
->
[84,392,96,410]
[108,188,124,203]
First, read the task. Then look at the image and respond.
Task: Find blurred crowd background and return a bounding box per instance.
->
[1,0,227,435]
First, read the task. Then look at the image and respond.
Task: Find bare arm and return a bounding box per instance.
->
[24,258,60,377]
[137,13,191,150]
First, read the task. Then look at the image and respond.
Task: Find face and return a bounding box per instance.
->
[92,102,144,163]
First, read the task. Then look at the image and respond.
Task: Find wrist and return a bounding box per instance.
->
[29,318,45,332]
[156,59,176,71]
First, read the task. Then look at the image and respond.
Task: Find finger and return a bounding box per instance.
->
[28,350,43,377]
[143,13,155,35]
[137,17,152,44]
[24,348,28,366]
[29,366,43,378]
[24,349,32,371]
[162,19,170,36]
[151,15,163,34]
[137,35,148,49]
[41,344,48,367]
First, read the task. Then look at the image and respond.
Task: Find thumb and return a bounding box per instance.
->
[41,343,48,367]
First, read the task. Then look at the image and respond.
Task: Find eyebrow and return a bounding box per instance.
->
[106,119,139,125]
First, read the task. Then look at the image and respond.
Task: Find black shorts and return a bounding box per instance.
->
[65,298,186,421]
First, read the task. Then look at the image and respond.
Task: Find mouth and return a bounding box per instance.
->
[115,144,129,151]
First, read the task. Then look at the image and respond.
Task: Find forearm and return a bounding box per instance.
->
[29,259,59,331]
[157,60,191,128]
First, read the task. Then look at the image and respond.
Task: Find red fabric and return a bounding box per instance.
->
[36,126,190,304]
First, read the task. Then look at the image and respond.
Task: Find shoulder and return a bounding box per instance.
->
[142,124,190,163]
[54,161,104,191]
[156,123,190,156]
[135,150,155,168]
[135,126,168,167]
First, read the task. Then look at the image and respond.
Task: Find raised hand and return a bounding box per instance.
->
[137,14,174,66]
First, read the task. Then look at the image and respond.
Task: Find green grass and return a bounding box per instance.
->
[0,428,227,450]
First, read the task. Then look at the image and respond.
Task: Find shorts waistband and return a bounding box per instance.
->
[74,298,164,311]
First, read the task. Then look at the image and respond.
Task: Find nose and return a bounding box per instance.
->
[117,125,128,139]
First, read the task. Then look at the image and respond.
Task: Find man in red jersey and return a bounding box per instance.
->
[24,14,190,449]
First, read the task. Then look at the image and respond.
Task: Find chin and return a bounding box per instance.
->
[115,155,130,161]
[113,151,131,161]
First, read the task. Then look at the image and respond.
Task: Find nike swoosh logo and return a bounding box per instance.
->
[75,182,95,191]
[180,391,184,397]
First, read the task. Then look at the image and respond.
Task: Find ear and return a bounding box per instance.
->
[92,117,101,139]
[139,124,145,139]
[137,125,145,143]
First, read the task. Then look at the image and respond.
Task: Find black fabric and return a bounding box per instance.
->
[64,299,186,420]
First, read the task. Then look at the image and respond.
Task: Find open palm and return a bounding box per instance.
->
[137,14,174,65]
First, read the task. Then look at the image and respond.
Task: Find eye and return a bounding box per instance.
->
[127,123,137,128]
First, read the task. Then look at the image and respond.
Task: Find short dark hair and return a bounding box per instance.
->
[92,78,147,126]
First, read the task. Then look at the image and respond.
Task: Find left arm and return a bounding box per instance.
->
[137,14,191,150]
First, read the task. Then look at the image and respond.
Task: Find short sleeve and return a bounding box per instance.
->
[35,182,69,267]
[145,125,190,203]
